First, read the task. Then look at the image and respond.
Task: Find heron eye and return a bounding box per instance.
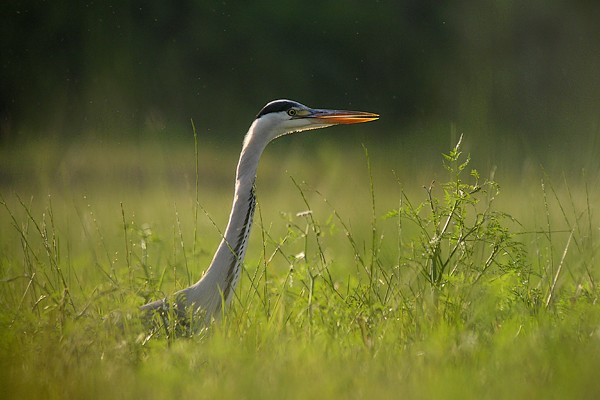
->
[287,109,297,117]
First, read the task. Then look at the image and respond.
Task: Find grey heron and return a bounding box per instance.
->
[141,99,379,326]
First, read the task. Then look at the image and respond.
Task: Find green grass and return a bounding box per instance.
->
[1,134,599,399]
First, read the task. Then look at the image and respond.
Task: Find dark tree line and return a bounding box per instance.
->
[1,0,599,147]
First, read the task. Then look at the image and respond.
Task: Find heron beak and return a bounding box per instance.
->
[308,109,379,125]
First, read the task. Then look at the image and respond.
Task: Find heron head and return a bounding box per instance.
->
[251,99,379,143]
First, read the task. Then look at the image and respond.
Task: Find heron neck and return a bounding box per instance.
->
[198,130,268,302]
[222,132,268,251]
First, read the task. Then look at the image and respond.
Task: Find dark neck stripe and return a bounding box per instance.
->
[222,186,256,302]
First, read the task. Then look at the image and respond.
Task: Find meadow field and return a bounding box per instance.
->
[1,131,599,399]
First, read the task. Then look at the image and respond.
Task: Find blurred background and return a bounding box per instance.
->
[1,0,599,183]
[1,0,599,324]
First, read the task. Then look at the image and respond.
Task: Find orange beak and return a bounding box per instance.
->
[308,109,379,124]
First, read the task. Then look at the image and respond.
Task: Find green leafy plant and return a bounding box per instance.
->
[385,136,528,320]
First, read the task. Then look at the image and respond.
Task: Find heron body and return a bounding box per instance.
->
[141,99,378,324]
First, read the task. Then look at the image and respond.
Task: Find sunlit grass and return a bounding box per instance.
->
[1,134,599,399]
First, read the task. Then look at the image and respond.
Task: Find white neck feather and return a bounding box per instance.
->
[181,121,272,320]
